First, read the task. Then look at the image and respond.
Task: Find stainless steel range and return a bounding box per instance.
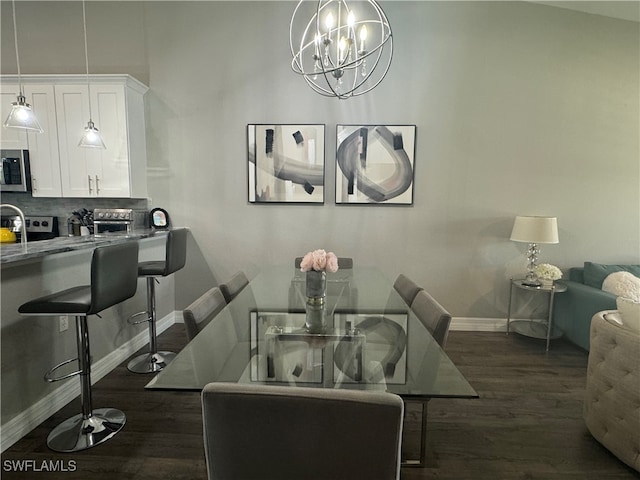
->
[93,208,148,234]
[0,215,59,241]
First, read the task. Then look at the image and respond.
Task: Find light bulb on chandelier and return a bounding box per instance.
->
[290,0,393,99]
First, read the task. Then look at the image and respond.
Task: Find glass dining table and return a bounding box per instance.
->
[146,265,478,466]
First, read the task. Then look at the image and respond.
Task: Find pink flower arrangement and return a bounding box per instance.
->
[300,249,339,273]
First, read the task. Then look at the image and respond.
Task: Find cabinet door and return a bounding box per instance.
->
[24,85,62,197]
[55,84,131,198]
[0,83,29,149]
[55,85,95,197]
[90,84,130,198]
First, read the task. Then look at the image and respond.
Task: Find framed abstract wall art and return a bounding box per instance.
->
[248,124,325,203]
[335,124,416,205]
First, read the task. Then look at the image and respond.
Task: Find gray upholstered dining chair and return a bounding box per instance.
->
[338,257,354,269]
[218,271,249,304]
[183,287,227,342]
[201,383,404,480]
[393,273,424,306]
[410,290,452,348]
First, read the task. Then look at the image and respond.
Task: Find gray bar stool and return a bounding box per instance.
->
[18,242,139,452]
[127,228,188,374]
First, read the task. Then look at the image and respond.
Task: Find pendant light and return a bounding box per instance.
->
[78,0,105,149]
[3,0,43,133]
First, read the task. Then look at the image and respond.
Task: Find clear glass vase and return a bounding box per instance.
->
[305,270,327,333]
[305,301,326,333]
[306,270,326,301]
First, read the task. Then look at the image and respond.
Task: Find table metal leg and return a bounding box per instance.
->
[545,290,557,353]
[401,399,428,468]
[506,280,514,335]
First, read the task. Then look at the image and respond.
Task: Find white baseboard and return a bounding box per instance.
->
[0,312,176,453]
[451,317,550,332]
[451,317,507,332]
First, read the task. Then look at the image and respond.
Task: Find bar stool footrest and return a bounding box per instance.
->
[45,357,81,383]
[127,311,151,326]
[127,351,176,374]
[47,408,126,452]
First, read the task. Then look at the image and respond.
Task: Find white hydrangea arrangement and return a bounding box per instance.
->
[533,263,562,281]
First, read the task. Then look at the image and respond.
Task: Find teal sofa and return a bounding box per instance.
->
[553,262,640,351]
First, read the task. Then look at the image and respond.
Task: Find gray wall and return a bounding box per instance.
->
[2,1,639,319]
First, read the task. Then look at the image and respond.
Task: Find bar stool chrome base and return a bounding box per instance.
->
[127,351,177,374]
[47,408,126,453]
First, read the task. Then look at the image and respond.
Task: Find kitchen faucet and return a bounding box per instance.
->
[0,204,27,249]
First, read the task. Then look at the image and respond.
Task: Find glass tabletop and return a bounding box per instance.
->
[146,266,478,400]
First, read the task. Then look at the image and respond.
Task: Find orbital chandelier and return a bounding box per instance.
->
[289,0,393,100]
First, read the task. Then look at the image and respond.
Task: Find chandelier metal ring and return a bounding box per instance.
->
[290,0,393,99]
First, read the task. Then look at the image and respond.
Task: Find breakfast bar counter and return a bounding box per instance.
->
[0,230,169,266]
[1,229,183,448]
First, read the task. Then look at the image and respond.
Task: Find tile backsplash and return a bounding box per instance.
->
[0,193,149,234]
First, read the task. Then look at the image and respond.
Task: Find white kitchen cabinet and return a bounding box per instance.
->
[24,85,63,197]
[0,74,148,199]
[55,78,147,198]
[0,84,29,150]
[0,83,63,197]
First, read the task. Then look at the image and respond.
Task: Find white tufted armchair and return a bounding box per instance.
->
[584,310,640,472]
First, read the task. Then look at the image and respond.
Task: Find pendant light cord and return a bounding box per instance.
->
[11,0,23,94]
[82,0,93,122]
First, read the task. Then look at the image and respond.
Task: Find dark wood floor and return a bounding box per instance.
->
[2,326,638,479]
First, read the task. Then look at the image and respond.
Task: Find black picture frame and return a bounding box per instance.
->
[335,124,416,205]
[247,124,325,204]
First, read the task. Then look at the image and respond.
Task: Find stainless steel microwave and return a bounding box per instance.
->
[0,149,31,193]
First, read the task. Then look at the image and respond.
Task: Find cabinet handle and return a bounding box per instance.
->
[88,175,93,194]
[32,177,37,192]
[95,175,100,195]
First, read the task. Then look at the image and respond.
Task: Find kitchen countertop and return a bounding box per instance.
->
[0,229,171,266]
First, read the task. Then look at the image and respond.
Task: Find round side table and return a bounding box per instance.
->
[506,279,567,352]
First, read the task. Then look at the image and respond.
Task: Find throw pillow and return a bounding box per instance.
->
[617,296,640,333]
[583,262,640,289]
[602,272,640,302]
